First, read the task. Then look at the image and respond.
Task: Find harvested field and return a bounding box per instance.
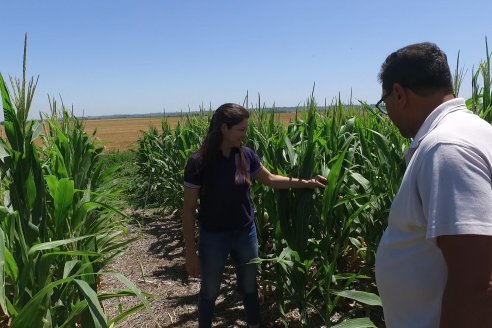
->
[0,112,297,152]
[84,112,298,152]
[84,117,181,152]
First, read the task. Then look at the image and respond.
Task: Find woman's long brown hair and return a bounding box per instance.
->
[198,103,251,191]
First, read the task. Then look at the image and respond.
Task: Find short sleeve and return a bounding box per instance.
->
[417,143,492,238]
[247,147,262,177]
[183,155,202,189]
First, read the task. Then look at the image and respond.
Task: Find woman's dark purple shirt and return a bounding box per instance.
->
[183,146,261,231]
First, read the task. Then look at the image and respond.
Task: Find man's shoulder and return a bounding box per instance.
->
[417,121,492,171]
[424,111,492,150]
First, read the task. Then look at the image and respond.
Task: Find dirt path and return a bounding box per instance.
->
[101,210,283,327]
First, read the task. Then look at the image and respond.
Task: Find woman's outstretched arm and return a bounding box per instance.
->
[254,165,326,189]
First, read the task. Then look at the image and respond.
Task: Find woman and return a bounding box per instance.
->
[182,103,326,327]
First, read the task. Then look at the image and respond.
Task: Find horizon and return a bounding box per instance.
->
[0,103,369,123]
[2,1,491,120]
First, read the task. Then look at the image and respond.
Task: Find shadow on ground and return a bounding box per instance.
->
[102,209,281,327]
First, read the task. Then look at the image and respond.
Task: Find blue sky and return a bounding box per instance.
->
[2,1,491,119]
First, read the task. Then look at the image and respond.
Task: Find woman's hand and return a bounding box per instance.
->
[308,175,327,189]
[185,251,201,278]
[255,166,327,189]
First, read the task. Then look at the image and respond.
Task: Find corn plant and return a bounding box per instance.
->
[0,37,150,327]
[138,100,394,326]
[468,38,492,121]
[136,40,492,327]
[133,113,207,211]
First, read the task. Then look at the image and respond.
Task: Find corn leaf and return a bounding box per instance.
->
[29,235,95,255]
[63,260,80,279]
[4,248,19,280]
[332,290,382,306]
[74,279,108,328]
[11,277,74,328]
[108,303,146,326]
[59,300,89,328]
[0,228,7,315]
[24,169,36,211]
[54,178,74,231]
[332,317,377,328]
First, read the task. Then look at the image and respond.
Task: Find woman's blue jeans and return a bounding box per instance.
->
[198,223,260,327]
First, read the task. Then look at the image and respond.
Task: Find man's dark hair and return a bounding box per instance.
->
[378,42,454,96]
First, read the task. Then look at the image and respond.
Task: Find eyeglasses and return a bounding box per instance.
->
[375,91,391,115]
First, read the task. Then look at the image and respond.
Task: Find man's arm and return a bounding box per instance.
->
[438,234,492,327]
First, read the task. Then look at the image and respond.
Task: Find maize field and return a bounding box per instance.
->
[0,36,490,326]
[0,38,151,327]
[133,41,491,326]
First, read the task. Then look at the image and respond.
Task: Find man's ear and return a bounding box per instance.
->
[393,83,408,108]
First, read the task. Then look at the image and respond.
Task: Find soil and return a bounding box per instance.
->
[101,209,384,328]
[100,209,292,328]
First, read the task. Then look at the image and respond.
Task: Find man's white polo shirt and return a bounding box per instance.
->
[375,98,492,327]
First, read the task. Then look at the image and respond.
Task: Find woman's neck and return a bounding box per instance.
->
[220,144,232,157]
[220,142,241,157]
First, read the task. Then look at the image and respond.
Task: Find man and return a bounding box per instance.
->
[375,42,492,327]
